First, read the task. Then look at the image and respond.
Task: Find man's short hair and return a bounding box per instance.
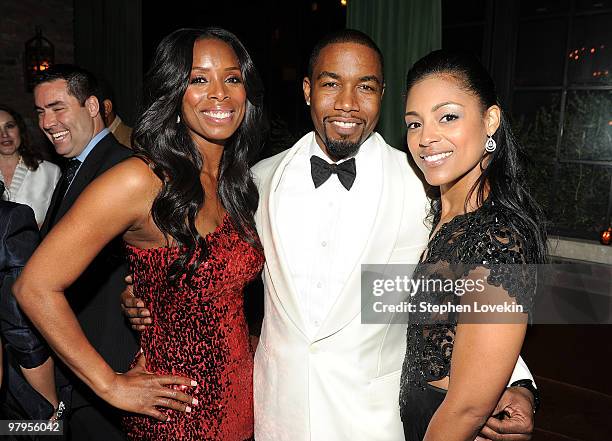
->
[307,29,384,81]
[33,64,101,107]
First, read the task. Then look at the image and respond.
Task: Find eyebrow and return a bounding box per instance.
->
[35,100,64,110]
[405,101,464,117]
[316,71,381,85]
[359,75,381,84]
[432,101,463,111]
[191,66,241,72]
[317,71,340,80]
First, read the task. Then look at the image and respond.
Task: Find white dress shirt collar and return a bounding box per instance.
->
[275,131,382,336]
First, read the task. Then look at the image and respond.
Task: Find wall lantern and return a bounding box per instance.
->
[600,226,612,245]
[24,27,54,92]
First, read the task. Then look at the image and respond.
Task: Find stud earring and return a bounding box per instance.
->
[176,114,181,124]
[485,135,496,153]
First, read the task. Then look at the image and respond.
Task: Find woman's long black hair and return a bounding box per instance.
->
[133,27,265,285]
[0,105,43,171]
[405,49,547,263]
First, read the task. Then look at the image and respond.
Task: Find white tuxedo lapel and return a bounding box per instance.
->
[257,135,315,336]
[314,134,405,341]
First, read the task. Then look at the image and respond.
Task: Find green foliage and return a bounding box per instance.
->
[513,91,612,238]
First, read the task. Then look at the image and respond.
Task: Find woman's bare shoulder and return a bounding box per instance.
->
[98,157,163,198]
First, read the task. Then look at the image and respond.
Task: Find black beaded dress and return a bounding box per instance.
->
[399,200,536,441]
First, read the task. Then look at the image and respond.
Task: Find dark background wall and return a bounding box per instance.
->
[142,0,346,157]
[0,0,74,152]
[74,0,143,127]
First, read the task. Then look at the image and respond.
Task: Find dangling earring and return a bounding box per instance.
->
[485,135,496,153]
[176,114,181,124]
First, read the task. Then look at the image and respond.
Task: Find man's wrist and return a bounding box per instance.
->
[509,379,540,413]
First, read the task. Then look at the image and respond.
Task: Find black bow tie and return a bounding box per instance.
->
[310,155,356,190]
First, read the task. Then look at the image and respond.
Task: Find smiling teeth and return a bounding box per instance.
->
[332,121,357,128]
[51,130,69,140]
[423,151,453,162]
[204,111,232,119]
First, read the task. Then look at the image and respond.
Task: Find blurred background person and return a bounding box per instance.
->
[99,79,133,148]
[0,106,60,228]
[0,179,61,423]
[30,63,137,440]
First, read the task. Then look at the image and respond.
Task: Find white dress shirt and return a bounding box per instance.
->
[276,134,382,336]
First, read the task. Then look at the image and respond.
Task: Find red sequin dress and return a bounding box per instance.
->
[122,214,263,441]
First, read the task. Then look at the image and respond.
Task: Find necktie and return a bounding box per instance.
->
[310,155,356,190]
[47,158,81,227]
[58,158,81,198]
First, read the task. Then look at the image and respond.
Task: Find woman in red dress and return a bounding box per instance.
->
[14,27,265,440]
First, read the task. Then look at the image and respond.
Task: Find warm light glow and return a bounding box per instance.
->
[601,227,612,246]
[591,47,595,53]
[341,0,347,5]
[29,60,50,73]
[24,27,54,92]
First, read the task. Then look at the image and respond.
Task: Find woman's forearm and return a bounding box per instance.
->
[13,280,117,399]
[424,400,489,441]
[424,321,528,441]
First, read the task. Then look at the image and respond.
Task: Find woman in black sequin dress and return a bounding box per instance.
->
[399,50,547,441]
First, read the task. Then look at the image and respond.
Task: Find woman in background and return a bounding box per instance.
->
[0,106,60,227]
[399,49,546,441]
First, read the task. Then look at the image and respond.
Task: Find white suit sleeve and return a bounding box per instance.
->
[508,355,536,388]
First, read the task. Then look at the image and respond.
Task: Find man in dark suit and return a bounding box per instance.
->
[33,64,137,440]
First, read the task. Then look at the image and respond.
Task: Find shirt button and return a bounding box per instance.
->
[317,282,322,288]
[321,241,327,247]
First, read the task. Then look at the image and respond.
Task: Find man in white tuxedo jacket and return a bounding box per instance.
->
[251,30,536,441]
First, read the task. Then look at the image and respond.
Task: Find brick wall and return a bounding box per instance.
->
[1,0,73,154]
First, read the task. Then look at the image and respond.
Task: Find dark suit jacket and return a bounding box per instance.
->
[41,132,138,408]
[0,201,47,367]
[0,201,57,420]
